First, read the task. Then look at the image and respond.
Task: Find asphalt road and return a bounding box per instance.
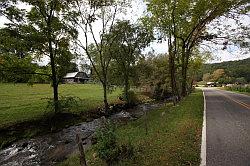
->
[204,88,250,166]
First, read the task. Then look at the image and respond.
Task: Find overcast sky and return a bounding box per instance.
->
[0,0,249,64]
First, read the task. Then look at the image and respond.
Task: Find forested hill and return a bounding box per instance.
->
[199,58,250,82]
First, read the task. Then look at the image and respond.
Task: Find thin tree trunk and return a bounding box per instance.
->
[181,47,191,97]
[124,72,130,105]
[169,45,179,105]
[181,46,187,97]
[169,55,178,104]
[102,79,109,114]
[48,31,59,132]
[49,38,59,114]
[47,10,59,115]
[181,64,187,97]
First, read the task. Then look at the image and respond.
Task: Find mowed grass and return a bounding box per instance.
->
[0,83,121,128]
[61,90,204,166]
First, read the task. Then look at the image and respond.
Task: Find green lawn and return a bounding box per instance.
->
[61,90,204,166]
[0,83,121,128]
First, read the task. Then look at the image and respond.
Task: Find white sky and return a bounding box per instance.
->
[0,0,249,64]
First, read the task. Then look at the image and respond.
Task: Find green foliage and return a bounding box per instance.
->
[235,77,247,84]
[226,85,250,93]
[153,82,172,100]
[146,0,248,42]
[134,53,172,99]
[0,54,37,82]
[46,96,81,114]
[94,120,135,165]
[106,20,154,100]
[94,121,120,164]
[114,90,203,165]
[199,58,250,83]
[0,0,78,113]
[0,27,32,58]
[119,90,139,105]
[28,66,51,84]
[145,0,249,96]
[58,90,203,165]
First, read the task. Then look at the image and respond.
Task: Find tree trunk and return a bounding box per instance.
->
[181,46,188,97]
[49,39,59,114]
[190,79,194,93]
[51,58,59,113]
[102,80,109,114]
[181,47,192,97]
[124,72,130,105]
[169,44,179,105]
[181,63,187,97]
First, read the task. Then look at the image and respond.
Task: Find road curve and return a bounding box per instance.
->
[203,88,250,166]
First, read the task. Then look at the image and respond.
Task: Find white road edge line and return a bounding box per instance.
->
[200,90,206,166]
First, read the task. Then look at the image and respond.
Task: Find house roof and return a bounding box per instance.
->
[207,82,215,84]
[64,72,78,78]
[63,72,90,79]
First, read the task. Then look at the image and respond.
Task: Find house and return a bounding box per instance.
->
[63,72,90,84]
[206,82,216,87]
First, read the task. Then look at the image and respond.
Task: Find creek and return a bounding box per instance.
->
[0,102,165,166]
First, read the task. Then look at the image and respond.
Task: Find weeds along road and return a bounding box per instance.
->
[203,88,250,166]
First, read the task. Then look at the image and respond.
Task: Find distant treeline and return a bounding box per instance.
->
[198,58,250,83]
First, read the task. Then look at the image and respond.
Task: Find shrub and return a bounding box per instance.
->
[46,96,81,114]
[153,82,171,100]
[94,121,120,165]
[226,85,250,93]
[119,90,139,106]
[94,120,135,165]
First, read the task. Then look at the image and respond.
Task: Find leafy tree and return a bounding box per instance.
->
[0,54,38,82]
[134,54,155,87]
[211,69,225,82]
[69,0,130,112]
[201,58,250,83]
[107,20,153,104]
[202,73,211,82]
[134,53,172,100]
[146,0,249,97]
[0,0,77,114]
[187,51,208,90]
[235,77,247,84]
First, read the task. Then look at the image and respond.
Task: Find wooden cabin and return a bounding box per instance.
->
[63,72,90,84]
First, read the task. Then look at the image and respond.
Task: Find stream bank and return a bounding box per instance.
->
[0,102,165,166]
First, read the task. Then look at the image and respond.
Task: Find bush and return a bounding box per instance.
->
[94,120,135,165]
[226,85,250,93]
[94,121,120,165]
[153,82,171,100]
[46,96,81,114]
[119,90,139,106]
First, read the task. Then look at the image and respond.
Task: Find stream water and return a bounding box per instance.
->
[0,102,164,166]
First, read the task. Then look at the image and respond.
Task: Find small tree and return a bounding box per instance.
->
[0,0,77,114]
[69,0,130,112]
[107,20,154,104]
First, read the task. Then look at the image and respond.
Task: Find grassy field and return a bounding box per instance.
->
[0,83,121,128]
[61,90,204,166]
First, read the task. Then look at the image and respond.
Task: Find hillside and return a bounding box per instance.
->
[198,58,250,82]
